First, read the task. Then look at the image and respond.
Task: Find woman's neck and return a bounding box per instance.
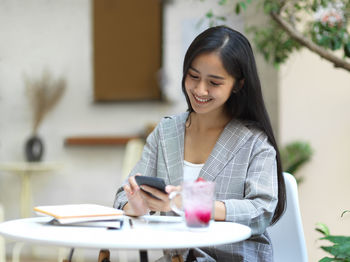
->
[187,111,232,132]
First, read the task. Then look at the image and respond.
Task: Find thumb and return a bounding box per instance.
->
[165,185,181,194]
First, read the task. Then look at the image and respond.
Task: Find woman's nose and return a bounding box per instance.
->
[194,81,208,95]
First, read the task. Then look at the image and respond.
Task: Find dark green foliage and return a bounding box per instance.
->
[201,9,227,27]
[344,42,350,57]
[199,0,350,68]
[316,222,350,261]
[310,20,349,53]
[235,0,252,14]
[248,23,301,68]
[262,0,280,14]
[280,141,313,183]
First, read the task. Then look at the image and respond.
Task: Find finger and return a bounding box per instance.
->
[128,176,140,191]
[141,185,167,200]
[165,185,181,194]
[138,187,161,202]
[143,194,162,211]
[147,202,159,212]
[124,184,134,196]
[144,192,172,213]
[124,184,131,194]
[139,186,171,212]
[137,190,157,210]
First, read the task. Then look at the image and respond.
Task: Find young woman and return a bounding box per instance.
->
[114,26,286,261]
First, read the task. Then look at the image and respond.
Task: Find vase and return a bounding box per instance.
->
[25,135,44,162]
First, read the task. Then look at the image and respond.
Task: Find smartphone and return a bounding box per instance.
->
[134,176,167,198]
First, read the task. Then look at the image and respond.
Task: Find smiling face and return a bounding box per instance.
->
[184,52,236,117]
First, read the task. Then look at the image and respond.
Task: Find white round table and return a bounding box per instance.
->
[0,216,252,261]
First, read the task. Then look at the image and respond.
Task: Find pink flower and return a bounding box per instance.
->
[314,1,345,27]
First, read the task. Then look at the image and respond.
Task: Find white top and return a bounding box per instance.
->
[0,216,251,250]
[183,160,204,182]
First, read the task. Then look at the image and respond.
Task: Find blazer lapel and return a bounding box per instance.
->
[161,113,188,186]
[199,119,253,182]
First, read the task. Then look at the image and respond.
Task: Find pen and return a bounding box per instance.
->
[107,220,123,230]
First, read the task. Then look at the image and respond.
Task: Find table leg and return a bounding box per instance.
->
[58,247,68,262]
[98,249,110,262]
[11,242,24,262]
[19,172,32,218]
[171,255,184,262]
[0,236,4,262]
[139,250,148,262]
[0,205,5,262]
[62,248,75,262]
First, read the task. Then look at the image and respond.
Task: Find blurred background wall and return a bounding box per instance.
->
[0,0,349,261]
[280,49,350,261]
[0,0,244,260]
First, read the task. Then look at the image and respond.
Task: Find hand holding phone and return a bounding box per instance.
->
[134,176,167,199]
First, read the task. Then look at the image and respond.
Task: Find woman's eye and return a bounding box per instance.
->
[210,81,221,86]
[188,73,199,79]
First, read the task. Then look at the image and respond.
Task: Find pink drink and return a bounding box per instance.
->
[169,180,215,228]
[182,181,215,228]
[185,208,211,227]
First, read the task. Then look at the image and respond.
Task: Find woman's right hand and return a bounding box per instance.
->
[122,174,149,216]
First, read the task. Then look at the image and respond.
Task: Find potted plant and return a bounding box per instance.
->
[25,70,66,162]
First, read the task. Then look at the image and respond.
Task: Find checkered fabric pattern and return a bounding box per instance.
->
[114,112,278,262]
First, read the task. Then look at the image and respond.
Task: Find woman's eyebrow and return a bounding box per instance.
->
[189,66,225,80]
[189,66,199,73]
[208,74,225,80]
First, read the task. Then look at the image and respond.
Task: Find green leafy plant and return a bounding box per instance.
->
[198,0,350,72]
[280,141,313,183]
[316,212,350,261]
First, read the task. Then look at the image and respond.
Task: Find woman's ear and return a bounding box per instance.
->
[232,79,244,93]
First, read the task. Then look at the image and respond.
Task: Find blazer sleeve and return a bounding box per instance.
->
[222,133,278,235]
[113,123,160,209]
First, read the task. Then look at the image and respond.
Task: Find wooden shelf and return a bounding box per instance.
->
[64,136,140,146]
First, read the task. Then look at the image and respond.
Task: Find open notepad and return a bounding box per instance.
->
[34,204,124,225]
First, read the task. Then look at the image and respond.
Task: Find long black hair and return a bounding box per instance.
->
[181,26,286,224]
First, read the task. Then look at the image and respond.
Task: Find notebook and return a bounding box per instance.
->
[34,204,124,224]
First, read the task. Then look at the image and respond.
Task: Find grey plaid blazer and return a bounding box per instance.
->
[114,112,278,262]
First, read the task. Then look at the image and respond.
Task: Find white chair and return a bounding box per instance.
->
[121,123,156,181]
[267,172,308,262]
[121,138,145,180]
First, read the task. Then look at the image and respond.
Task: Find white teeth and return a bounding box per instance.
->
[194,95,211,102]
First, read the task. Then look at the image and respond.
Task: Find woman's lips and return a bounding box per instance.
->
[193,94,212,104]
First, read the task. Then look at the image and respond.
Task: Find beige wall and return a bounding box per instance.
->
[279,49,350,261]
[244,3,280,137]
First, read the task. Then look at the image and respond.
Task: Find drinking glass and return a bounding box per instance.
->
[169,180,215,228]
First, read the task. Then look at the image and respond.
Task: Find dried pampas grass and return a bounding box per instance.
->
[25,70,66,134]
